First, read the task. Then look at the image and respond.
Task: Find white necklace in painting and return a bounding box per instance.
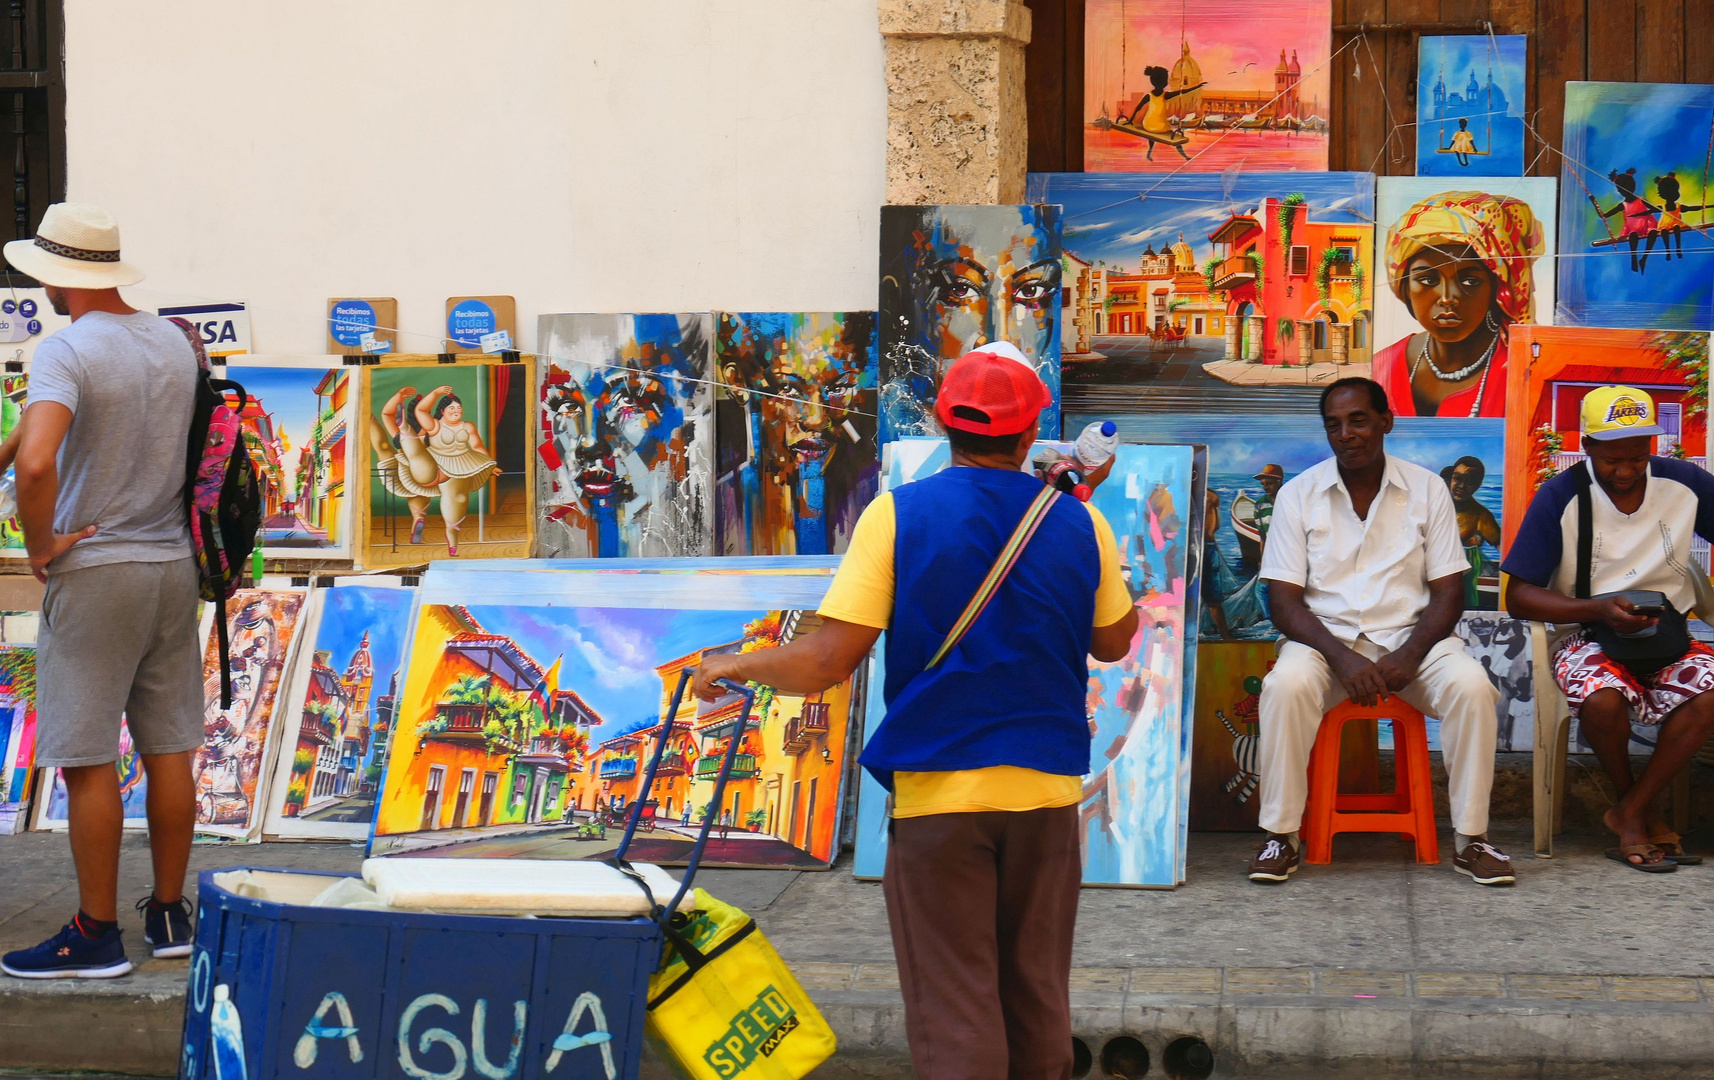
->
[1410,323,1500,418]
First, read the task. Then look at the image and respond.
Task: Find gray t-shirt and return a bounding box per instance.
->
[27,311,195,573]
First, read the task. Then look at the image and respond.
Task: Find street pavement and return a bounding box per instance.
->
[4,823,1714,1077]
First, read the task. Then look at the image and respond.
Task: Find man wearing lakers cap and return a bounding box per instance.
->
[1505,386,1714,872]
[692,341,1137,1080]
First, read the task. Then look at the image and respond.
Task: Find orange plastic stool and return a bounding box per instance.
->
[1300,699,1440,865]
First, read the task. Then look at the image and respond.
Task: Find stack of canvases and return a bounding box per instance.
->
[1071,3,1714,827]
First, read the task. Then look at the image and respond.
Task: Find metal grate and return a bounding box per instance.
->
[0,0,62,281]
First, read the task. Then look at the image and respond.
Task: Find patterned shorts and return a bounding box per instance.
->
[1552,631,1714,726]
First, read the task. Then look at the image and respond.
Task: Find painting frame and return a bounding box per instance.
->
[1501,326,1710,552]
[358,353,537,570]
[534,314,716,560]
[216,355,362,562]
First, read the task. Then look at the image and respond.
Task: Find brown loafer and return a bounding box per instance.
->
[1454,839,1516,886]
[1248,834,1300,883]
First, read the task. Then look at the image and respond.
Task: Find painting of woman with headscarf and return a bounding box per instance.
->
[1371,181,1556,417]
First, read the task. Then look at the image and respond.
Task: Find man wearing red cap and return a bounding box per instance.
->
[695,342,1137,1080]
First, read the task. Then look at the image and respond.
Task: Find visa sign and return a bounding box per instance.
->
[158,301,251,358]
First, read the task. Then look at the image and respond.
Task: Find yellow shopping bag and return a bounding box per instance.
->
[644,888,836,1080]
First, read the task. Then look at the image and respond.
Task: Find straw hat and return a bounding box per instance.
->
[4,203,144,288]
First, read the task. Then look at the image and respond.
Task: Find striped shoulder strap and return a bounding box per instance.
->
[926,484,1062,669]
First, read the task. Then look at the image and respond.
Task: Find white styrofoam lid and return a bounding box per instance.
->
[361,858,684,916]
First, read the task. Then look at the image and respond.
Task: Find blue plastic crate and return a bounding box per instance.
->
[180,867,661,1080]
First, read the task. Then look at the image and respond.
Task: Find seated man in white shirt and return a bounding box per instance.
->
[1249,377,1512,887]
[1503,386,1714,872]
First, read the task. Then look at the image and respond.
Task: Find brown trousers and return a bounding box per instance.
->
[882,805,1082,1080]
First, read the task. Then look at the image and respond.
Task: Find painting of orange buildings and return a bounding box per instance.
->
[376,604,599,839]
[374,601,856,868]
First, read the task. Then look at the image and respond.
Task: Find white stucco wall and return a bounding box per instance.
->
[63,0,887,353]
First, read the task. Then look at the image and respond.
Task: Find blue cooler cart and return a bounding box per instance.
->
[180,676,758,1080]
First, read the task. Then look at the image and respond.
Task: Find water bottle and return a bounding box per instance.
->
[210,984,248,1080]
[1074,421,1119,470]
[0,472,16,521]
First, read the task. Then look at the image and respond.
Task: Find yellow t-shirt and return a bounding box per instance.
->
[818,489,1134,817]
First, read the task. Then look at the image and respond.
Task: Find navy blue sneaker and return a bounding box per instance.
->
[1,920,133,979]
[137,895,194,958]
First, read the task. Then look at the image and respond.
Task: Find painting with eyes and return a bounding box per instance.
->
[1558,82,1714,330]
[877,205,1062,442]
[1028,171,1374,416]
[1373,178,1557,418]
[535,314,714,558]
[714,312,879,555]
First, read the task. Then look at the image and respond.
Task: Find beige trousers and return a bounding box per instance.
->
[1257,636,1500,837]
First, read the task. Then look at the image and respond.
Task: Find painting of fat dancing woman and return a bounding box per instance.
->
[365,359,532,566]
[878,205,1062,442]
[369,602,856,869]
[535,314,714,559]
[715,311,879,556]
[1072,413,1508,634]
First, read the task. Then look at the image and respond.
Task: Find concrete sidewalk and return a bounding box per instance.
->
[3,823,1713,1078]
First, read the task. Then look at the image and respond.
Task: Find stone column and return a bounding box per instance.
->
[1331,323,1350,365]
[1246,316,1266,361]
[1223,318,1240,361]
[1296,320,1315,365]
[880,0,1032,204]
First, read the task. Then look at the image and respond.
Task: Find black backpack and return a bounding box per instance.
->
[169,318,262,708]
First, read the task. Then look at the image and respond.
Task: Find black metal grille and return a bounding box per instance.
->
[0,0,63,283]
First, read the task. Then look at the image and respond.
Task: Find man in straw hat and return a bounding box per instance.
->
[692,341,1138,1080]
[0,204,202,979]
[1505,386,1714,873]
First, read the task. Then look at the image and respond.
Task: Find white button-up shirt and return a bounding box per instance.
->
[1259,453,1469,651]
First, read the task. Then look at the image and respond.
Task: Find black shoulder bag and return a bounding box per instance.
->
[1573,464,1689,676]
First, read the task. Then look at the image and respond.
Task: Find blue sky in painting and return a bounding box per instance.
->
[234,366,334,456]
[317,588,412,700]
[1026,172,1373,271]
[1559,82,1714,329]
[464,605,767,738]
[1415,35,1526,176]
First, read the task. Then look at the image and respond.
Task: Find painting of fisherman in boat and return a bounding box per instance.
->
[1070,413,1506,640]
[1084,0,1331,172]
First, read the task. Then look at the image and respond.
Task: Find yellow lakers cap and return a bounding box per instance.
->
[1581,385,1667,442]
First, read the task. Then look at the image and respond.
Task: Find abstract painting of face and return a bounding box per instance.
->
[878,205,1062,441]
[536,314,714,559]
[715,311,878,555]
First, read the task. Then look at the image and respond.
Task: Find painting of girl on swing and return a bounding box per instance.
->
[1559,81,1714,330]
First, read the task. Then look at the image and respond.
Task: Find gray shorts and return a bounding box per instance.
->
[36,558,203,767]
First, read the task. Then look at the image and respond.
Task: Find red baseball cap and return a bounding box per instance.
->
[934,342,1053,436]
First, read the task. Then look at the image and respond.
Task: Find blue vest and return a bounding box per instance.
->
[859,467,1100,790]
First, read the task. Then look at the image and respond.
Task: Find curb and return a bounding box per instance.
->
[6,965,1714,1079]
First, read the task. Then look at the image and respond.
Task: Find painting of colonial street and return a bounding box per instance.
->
[370,602,855,869]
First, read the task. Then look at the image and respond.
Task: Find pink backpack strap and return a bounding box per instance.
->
[166,316,210,374]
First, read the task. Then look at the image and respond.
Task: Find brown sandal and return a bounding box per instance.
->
[1648,831,1702,865]
[1606,844,1679,872]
